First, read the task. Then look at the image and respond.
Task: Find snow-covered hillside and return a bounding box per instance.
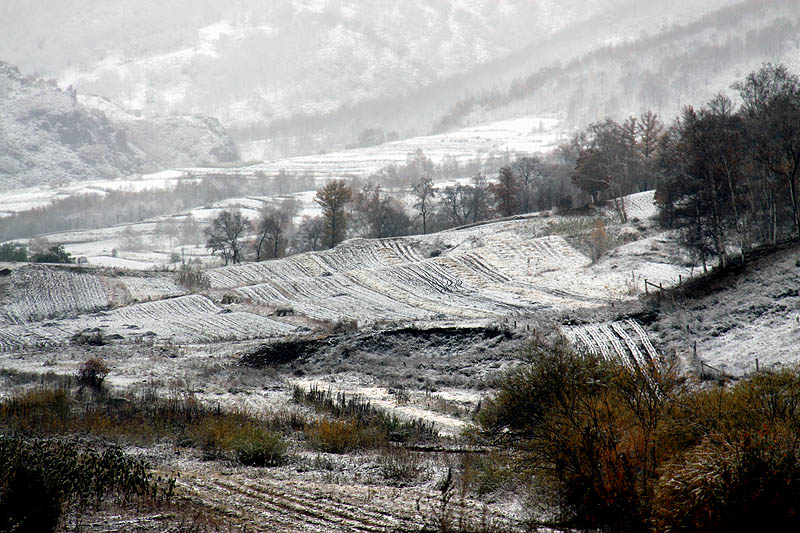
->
[0,190,691,353]
[0,63,237,191]
[0,114,562,218]
[0,0,742,157]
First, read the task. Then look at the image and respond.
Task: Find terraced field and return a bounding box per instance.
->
[561,319,660,370]
[0,265,108,324]
[0,196,684,353]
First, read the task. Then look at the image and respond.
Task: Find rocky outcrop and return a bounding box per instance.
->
[0,62,237,192]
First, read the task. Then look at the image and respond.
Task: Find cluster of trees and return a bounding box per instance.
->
[202,154,582,265]
[569,111,663,222]
[656,64,800,269]
[0,240,73,264]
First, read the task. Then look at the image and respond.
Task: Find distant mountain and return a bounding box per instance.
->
[434,0,800,131]
[0,62,237,192]
[0,0,737,158]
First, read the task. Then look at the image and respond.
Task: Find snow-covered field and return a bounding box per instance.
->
[0,115,563,219]
[225,115,563,176]
[0,191,687,355]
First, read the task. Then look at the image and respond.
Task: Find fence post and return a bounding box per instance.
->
[645,279,648,294]
[756,358,759,372]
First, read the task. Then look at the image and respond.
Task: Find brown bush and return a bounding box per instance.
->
[478,341,800,532]
[77,358,109,389]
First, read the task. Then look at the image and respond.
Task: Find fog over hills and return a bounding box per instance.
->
[0,0,762,158]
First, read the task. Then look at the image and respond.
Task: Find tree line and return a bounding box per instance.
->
[655,63,800,270]
[202,152,580,265]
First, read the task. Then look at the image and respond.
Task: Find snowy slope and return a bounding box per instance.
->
[0,63,237,191]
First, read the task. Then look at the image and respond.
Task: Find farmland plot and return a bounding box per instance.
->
[0,266,108,324]
[207,237,425,290]
[178,462,522,533]
[116,275,187,301]
[99,294,296,344]
[560,319,659,369]
[238,272,431,323]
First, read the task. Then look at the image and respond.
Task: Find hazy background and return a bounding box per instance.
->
[4,0,795,160]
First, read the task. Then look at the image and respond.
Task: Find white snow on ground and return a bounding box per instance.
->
[697,315,800,376]
[0,115,562,218]
[294,378,471,438]
[228,115,564,180]
[0,191,683,353]
[0,170,195,217]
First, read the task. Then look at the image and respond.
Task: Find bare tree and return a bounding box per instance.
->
[638,111,663,191]
[572,119,636,222]
[469,173,491,223]
[253,205,292,261]
[489,166,519,218]
[439,184,472,227]
[120,226,142,251]
[204,209,251,265]
[412,177,437,234]
[735,63,800,238]
[179,214,201,246]
[351,183,411,238]
[511,156,541,213]
[295,215,325,252]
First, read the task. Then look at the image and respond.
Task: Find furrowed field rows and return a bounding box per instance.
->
[438,253,511,286]
[206,258,315,289]
[238,273,430,322]
[180,469,520,533]
[117,275,187,301]
[561,320,658,368]
[110,294,219,321]
[355,261,524,318]
[206,238,426,290]
[99,294,296,342]
[0,325,48,352]
[1,266,108,324]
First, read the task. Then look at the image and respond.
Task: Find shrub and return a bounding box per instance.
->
[294,385,437,447]
[0,386,294,466]
[379,447,423,485]
[477,339,679,531]
[176,265,209,290]
[462,451,515,497]
[77,358,109,389]
[654,432,800,532]
[230,427,287,466]
[0,242,27,262]
[0,387,71,434]
[32,244,74,264]
[478,340,800,532]
[0,436,174,532]
[305,419,366,453]
[188,415,288,466]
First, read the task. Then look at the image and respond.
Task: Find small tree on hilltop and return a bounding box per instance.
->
[489,166,519,218]
[205,209,251,265]
[315,180,352,249]
[412,177,437,234]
